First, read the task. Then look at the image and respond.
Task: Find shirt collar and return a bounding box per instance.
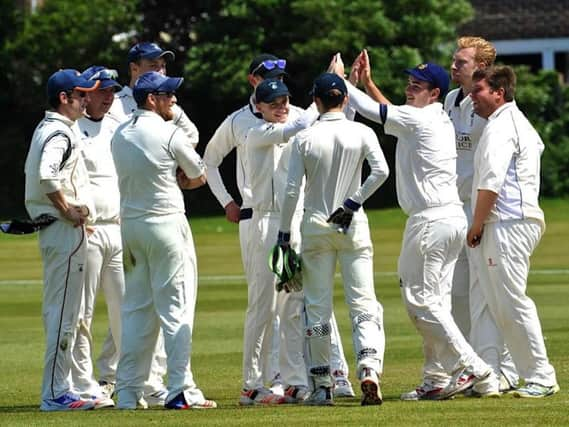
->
[488,100,516,121]
[318,111,345,121]
[45,110,76,128]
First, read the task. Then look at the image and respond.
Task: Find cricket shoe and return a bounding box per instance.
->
[303,386,334,406]
[239,387,286,406]
[269,377,285,396]
[165,391,217,409]
[499,373,518,394]
[98,380,115,399]
[332,370,355,398]
[360,367,382,406]
[465,371,500,398]
[513,383,560,398]
[400,381,446,401]
[441,367,492,400]
[283,385,311,403]
[92,395,115,409]
[145,389,168,406]
[40,392,96,411]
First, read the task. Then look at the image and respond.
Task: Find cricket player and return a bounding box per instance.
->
[445,37,519,396]
[467,65,559,398]
[278,72,389,406]
[203,54,354,398]
[112,71,216,410]
[337,53,493,400]
[106,41,199,404]
[25,69,99,411]
[70,66,123,407]
[239,78,319,405]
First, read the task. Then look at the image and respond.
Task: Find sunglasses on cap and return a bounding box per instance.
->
[251,59,286,75]
[88,68,119,81]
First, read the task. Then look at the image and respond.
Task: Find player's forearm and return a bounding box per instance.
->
[46,190,88,226]
[346,82,383,123]
[282,103,319,141]
[472,189,498,231]
[363,79,391,105]
[205,165,234,208]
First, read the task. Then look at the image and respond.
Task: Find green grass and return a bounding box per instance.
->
[0,200,568,426]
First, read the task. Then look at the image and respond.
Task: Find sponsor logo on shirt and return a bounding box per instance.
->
[456,132,472,150]
[487,257,497,267]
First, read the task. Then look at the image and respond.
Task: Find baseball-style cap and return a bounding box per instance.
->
[405,63,450,97]
[249,54,287,79]
[310,72,347,99]
[47,69,100,99]
[127,42,175,63]
[133,71,183,105]
[81,66,122,91]
[255,79,290,103]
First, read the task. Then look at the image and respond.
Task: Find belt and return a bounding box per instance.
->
[239,208,253,221]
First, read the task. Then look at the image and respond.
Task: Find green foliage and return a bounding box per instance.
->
[185,0,473,107]
[512,66,569,196]
[2,0,140,112]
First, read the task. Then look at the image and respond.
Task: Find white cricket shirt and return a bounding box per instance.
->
[472,101,545,228]
[280,112,389,232]
[77,114,122,223]
[383,103,463,217]
[245,105,317,212]
[202,98,263,209]
[444,88,487,202]
[111,109,205,219]
[25,111,95,222]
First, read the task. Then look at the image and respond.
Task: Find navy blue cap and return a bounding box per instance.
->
[127,42,175,63]
[133,71,183,105]
[81,66,122,91]
[405,63,449,97]
[47,69,100,99]
[310,72,347,99]
[255,78,290,103]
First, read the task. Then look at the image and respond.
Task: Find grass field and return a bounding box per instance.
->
[0,200,568,426]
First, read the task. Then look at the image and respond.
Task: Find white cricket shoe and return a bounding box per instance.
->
[513,383,560,398]
[239,387,286,405]
[441,366,492,400]
[332,370,355,398]
[40,392,96,411]
[145,389,168,406]
[303,386,334,406]
[98,380,115,399]
[93,395,115,409]
[360,367,382,406]
[283,385,311,403]
[400,382,446,401]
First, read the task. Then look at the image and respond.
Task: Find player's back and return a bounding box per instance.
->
[296,112,375,221]
[111,110,185,219]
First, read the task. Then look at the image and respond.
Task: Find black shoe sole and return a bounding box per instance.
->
[361,380,383,406]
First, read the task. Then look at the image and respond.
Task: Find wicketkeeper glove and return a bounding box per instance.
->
[326,199,361,234]
[269,233,303,293]
[0,213,58,235]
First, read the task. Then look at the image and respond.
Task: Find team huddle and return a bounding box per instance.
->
[22,36,558,411]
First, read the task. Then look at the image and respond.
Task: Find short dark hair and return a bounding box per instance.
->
[317,89,346,110]
[472,65,516,102]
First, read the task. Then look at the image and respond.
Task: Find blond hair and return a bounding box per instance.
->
[457,36,496,67]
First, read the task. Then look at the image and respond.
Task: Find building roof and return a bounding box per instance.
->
[459,0,569,40]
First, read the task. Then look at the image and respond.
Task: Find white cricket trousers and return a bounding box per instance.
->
[116,213,205,406]
[455,201,519,388]
[39,221,87,401]
[301,214,385,389]
[475,220,557,386]
[242,211,307,390]
[71,223,124,397]
[399,209,489,384]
